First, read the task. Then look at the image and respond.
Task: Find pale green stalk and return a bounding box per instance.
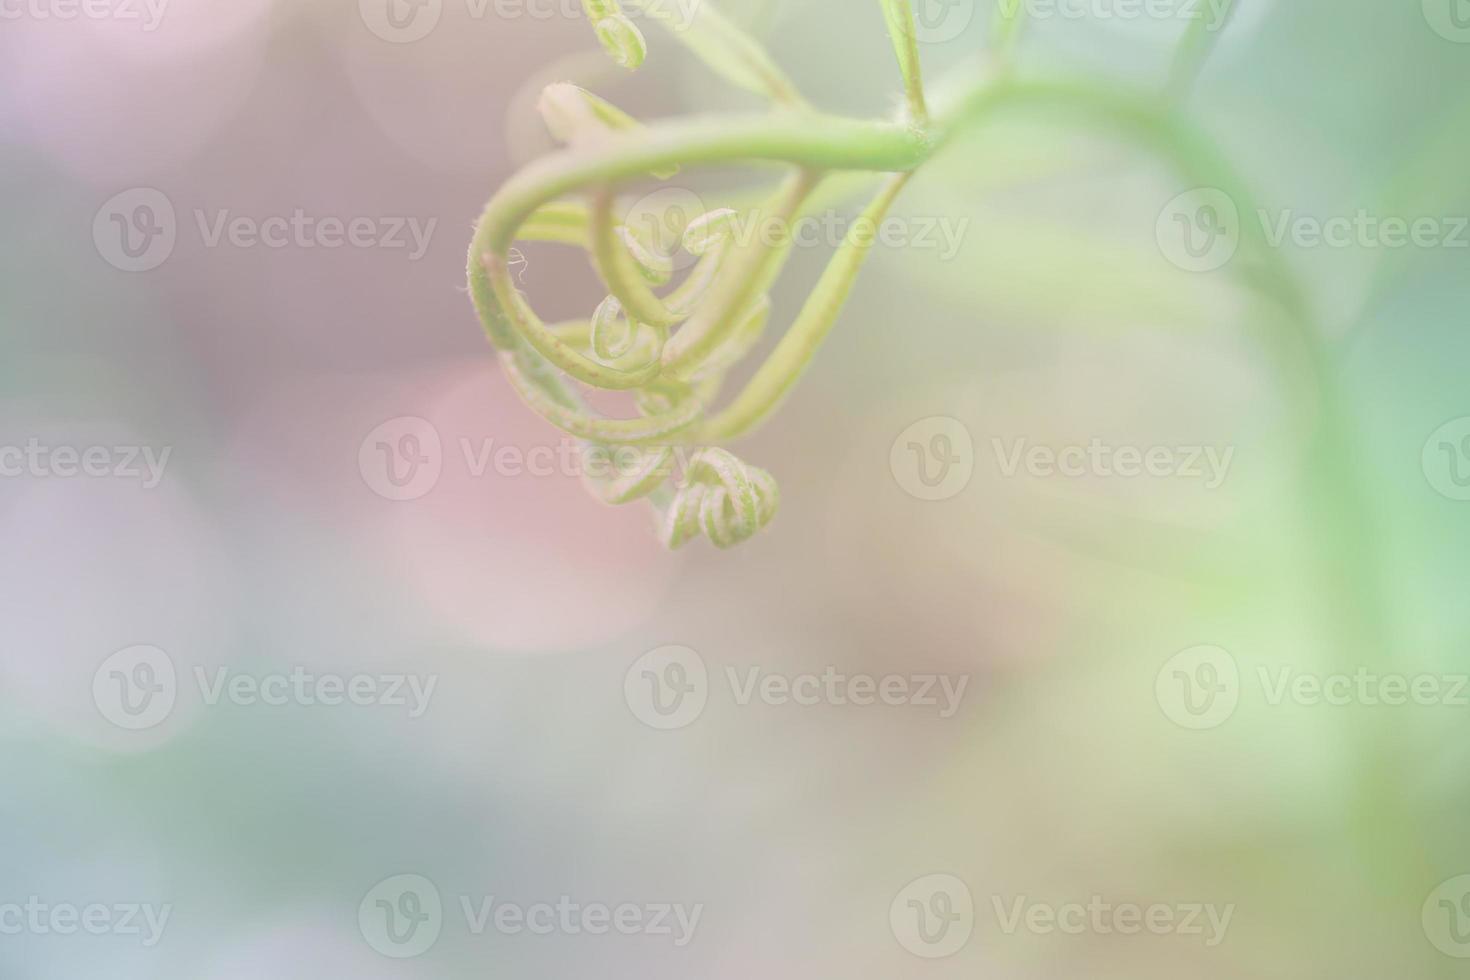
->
[990,0,1029,60]
[1168,0,1239,95]
[879,0,929,122]
[702,173,913,440]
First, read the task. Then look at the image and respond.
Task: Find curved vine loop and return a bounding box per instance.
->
[467,0,932,549]
[469,1,1265,551]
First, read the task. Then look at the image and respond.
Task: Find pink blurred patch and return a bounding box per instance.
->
[231,358,681,653]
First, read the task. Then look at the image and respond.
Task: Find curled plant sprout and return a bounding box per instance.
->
[469,0,1276,550]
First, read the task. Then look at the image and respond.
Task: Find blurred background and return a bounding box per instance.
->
[2,0,1469,976]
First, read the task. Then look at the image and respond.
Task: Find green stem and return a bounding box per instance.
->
[661,168,821,376]
[937,72,1438,972]
[879,0,929,123]
[702,172,913,440]
[589,185,680,328]
[625,0,807,107]
[1168,0,1238,96]
[990,0,1029,60]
